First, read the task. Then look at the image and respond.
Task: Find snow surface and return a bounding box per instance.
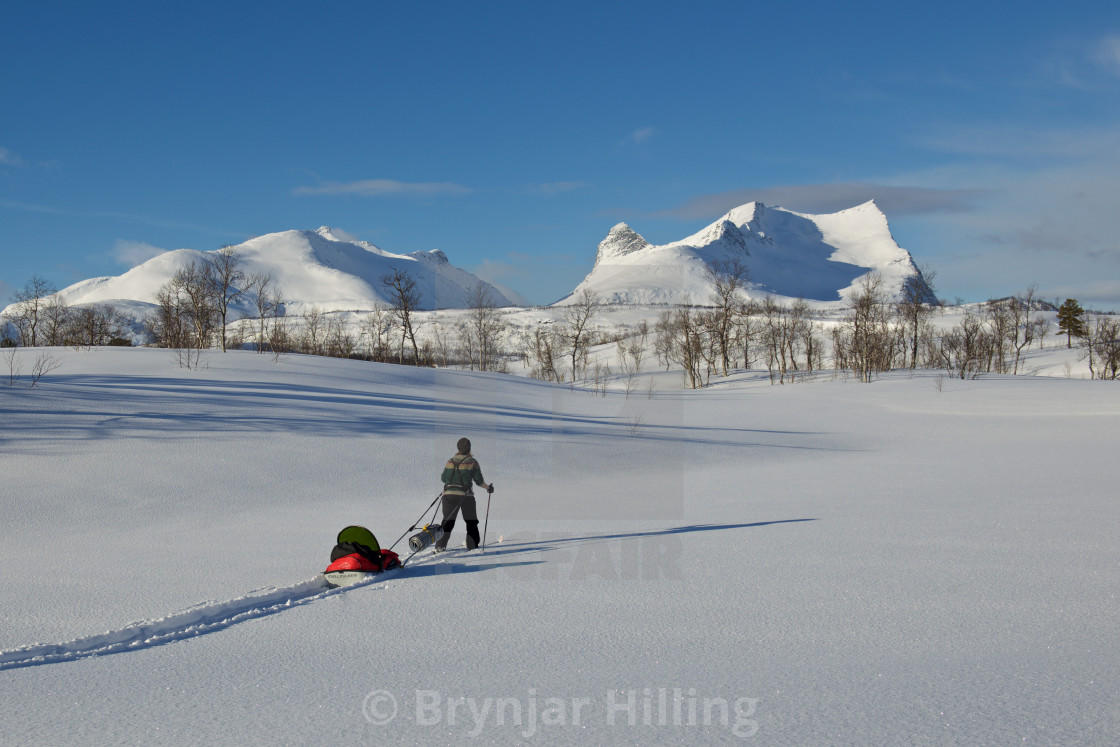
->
[562,201,928,307]
[2,348,1118,744]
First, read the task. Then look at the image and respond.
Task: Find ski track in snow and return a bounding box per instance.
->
[0,546,470,671]
[0,576,339,670]
[0,564,428,670]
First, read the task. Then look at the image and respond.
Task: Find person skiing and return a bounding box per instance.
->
[434,437,493,552]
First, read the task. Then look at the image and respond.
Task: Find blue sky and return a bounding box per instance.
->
[3,1,1120,308]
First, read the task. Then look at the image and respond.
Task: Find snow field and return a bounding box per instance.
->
[1,347,1117,744]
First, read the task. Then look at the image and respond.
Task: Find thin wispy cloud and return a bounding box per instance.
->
[0,146,57,169]
[1041,31,1120,88]
[0,146,25,167]
[523,181,589,195]
[935,158,1120,261]
[1048,280,1120,308]
[323,227,363,243]
[1093,33,1120,76]
[919,122,1120,160]
[623,127,655,146]
[855,120,1120,305]
[472,253,581,306]
[292,179,472,198]
[111,239,171,268]
[0,198,239,238]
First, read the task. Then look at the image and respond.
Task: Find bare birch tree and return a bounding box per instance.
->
[563,288,600,382]
[464,283,507,371]
[9,275,57,346]
[247,272,282,354]
[706,259,748,377]
[206,245,245,352]
[381,268,423,364]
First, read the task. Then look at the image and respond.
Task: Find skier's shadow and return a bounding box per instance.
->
[397,559,545,578]
[482,519,817,559]
[398,519,817,578]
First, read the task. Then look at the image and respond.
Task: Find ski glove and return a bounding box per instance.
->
[487,483,495,494]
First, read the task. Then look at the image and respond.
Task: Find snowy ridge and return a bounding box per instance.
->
[34,227,523,319]
[560,200,930,306]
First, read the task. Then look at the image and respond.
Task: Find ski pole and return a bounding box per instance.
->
[480,487,494,554]
[388,491,443,552]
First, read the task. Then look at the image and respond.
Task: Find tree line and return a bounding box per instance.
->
[143,248,513,371]
[280,276,511,372]
[552,264,1120,387]
[2,275,131,348]
[3,248,1118,381]
[145,246,284,365]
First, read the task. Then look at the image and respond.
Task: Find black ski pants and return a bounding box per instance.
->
[436,492,479,549]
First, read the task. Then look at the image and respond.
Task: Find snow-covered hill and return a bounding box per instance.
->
[10,201,934,326]
[559,200,932,306]
[45,227,523,317]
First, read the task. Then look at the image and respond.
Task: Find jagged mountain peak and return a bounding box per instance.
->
[309,226,384,253]
[407,249,450,265]
[558,200,927,306]
[722,201,765,228]
[596,223,651,263]
[678,218,750,255]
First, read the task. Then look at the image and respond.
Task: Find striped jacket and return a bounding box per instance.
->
[441,453,485,496]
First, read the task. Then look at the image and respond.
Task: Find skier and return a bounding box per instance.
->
[434,437,493,552]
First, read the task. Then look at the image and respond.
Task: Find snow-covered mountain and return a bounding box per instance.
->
[558,201,932,306]
[47,227,523,317]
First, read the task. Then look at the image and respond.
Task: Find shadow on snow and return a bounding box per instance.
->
[2,374,845,454]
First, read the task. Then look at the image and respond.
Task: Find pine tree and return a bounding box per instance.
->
[1055,298,1087,348]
